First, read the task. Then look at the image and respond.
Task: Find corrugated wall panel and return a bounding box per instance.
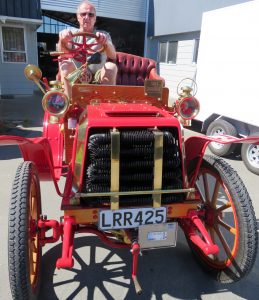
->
[0,0,41,19]
[97,0,146,21]
[41,0,147,22]
[40,0,88,13]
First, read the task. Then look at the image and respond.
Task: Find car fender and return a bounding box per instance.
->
[0,135,57,179]
[185,135,259,185]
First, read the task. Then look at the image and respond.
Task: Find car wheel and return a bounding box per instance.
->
[187,155,257,283]
[206,119,237,156]
[241,137,259,175]
[8,162,42,300]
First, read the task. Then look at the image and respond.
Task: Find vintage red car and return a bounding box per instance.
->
[0,33,258,299]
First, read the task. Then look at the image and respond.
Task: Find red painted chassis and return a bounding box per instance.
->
[1,67,259,297]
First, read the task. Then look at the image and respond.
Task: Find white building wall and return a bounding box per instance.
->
[0,22,39,95]
[158,39,197,101]
[41,0,147,22]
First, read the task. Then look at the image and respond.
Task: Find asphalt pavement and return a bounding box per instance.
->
[0,91,43,132]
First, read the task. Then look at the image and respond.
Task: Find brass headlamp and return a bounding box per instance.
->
[42,90,70,117]
[174,79,200,125]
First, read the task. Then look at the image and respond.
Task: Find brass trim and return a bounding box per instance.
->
[69,197,80,205]
[48,115,59,124]
[110,128,120,210]
[42,91,70,116]
[144,79,163,99]
[49,80,63,90]
[64,208,98,223]
[181,127,190,189]
[76,188,195,198]
[72,113,88,192]
[153,130,163,207]
[64,201,200,223]
[24,64,46,94]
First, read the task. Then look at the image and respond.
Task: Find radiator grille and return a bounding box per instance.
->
[81,128,184,207]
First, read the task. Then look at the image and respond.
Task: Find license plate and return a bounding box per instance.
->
[99,207,167,230]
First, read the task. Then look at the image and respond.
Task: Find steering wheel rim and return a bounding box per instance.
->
[62,31,105,63]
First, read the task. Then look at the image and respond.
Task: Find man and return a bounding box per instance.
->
[58,0,117,97]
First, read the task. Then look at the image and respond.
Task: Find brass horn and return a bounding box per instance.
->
[65,63,92,86]
[65,66,84,86]
[24,64,46,94]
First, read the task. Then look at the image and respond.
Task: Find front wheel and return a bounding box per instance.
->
[187,155,257,283]
[241,139,259,175]
[8,162,42,300]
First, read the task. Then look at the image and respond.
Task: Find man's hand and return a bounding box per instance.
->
[58,29,74,51]
[59,29,73,43]
[96,32,108,46]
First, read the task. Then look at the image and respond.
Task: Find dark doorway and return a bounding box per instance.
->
[96,17,145,55]
[37,33,59,80]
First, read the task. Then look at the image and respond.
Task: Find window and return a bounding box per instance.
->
[168,41,178,64]
[193,39,200,63]
[2,26,27,63]
[37,16,74,34]
[159,42,167,63]
[159,41,178,64]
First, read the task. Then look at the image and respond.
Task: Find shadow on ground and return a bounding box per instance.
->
[39,232,259,300]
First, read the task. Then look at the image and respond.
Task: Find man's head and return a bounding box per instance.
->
[77,1,96,32]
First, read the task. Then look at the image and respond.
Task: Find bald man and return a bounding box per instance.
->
[58,0,117,97]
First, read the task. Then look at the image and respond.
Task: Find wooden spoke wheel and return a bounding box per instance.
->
[8,162,42,300]
[187,155,257,283]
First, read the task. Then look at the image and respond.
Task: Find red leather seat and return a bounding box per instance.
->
[56,52,164,86]
[115,52,164,86]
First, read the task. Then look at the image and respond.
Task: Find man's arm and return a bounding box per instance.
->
[96,32,116,60]
[105,41,116,60]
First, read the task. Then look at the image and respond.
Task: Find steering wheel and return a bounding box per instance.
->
[54,32,105,64]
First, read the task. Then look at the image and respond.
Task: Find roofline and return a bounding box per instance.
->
[0,15,42,25]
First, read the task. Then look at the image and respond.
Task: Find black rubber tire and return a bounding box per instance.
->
[187,155,257,283]
[241,136,259,175]
[206,119,237,156]
[8,161,42,300]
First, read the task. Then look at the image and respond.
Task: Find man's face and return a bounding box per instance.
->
[77,3,96,32]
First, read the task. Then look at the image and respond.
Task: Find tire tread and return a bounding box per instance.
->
[8,162,41,300]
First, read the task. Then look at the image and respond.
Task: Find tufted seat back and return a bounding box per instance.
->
[115,52,164,86]
[56,52,164,86]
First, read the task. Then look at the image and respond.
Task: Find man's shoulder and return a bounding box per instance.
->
[69,27,79,33]
[95,29,108,34]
